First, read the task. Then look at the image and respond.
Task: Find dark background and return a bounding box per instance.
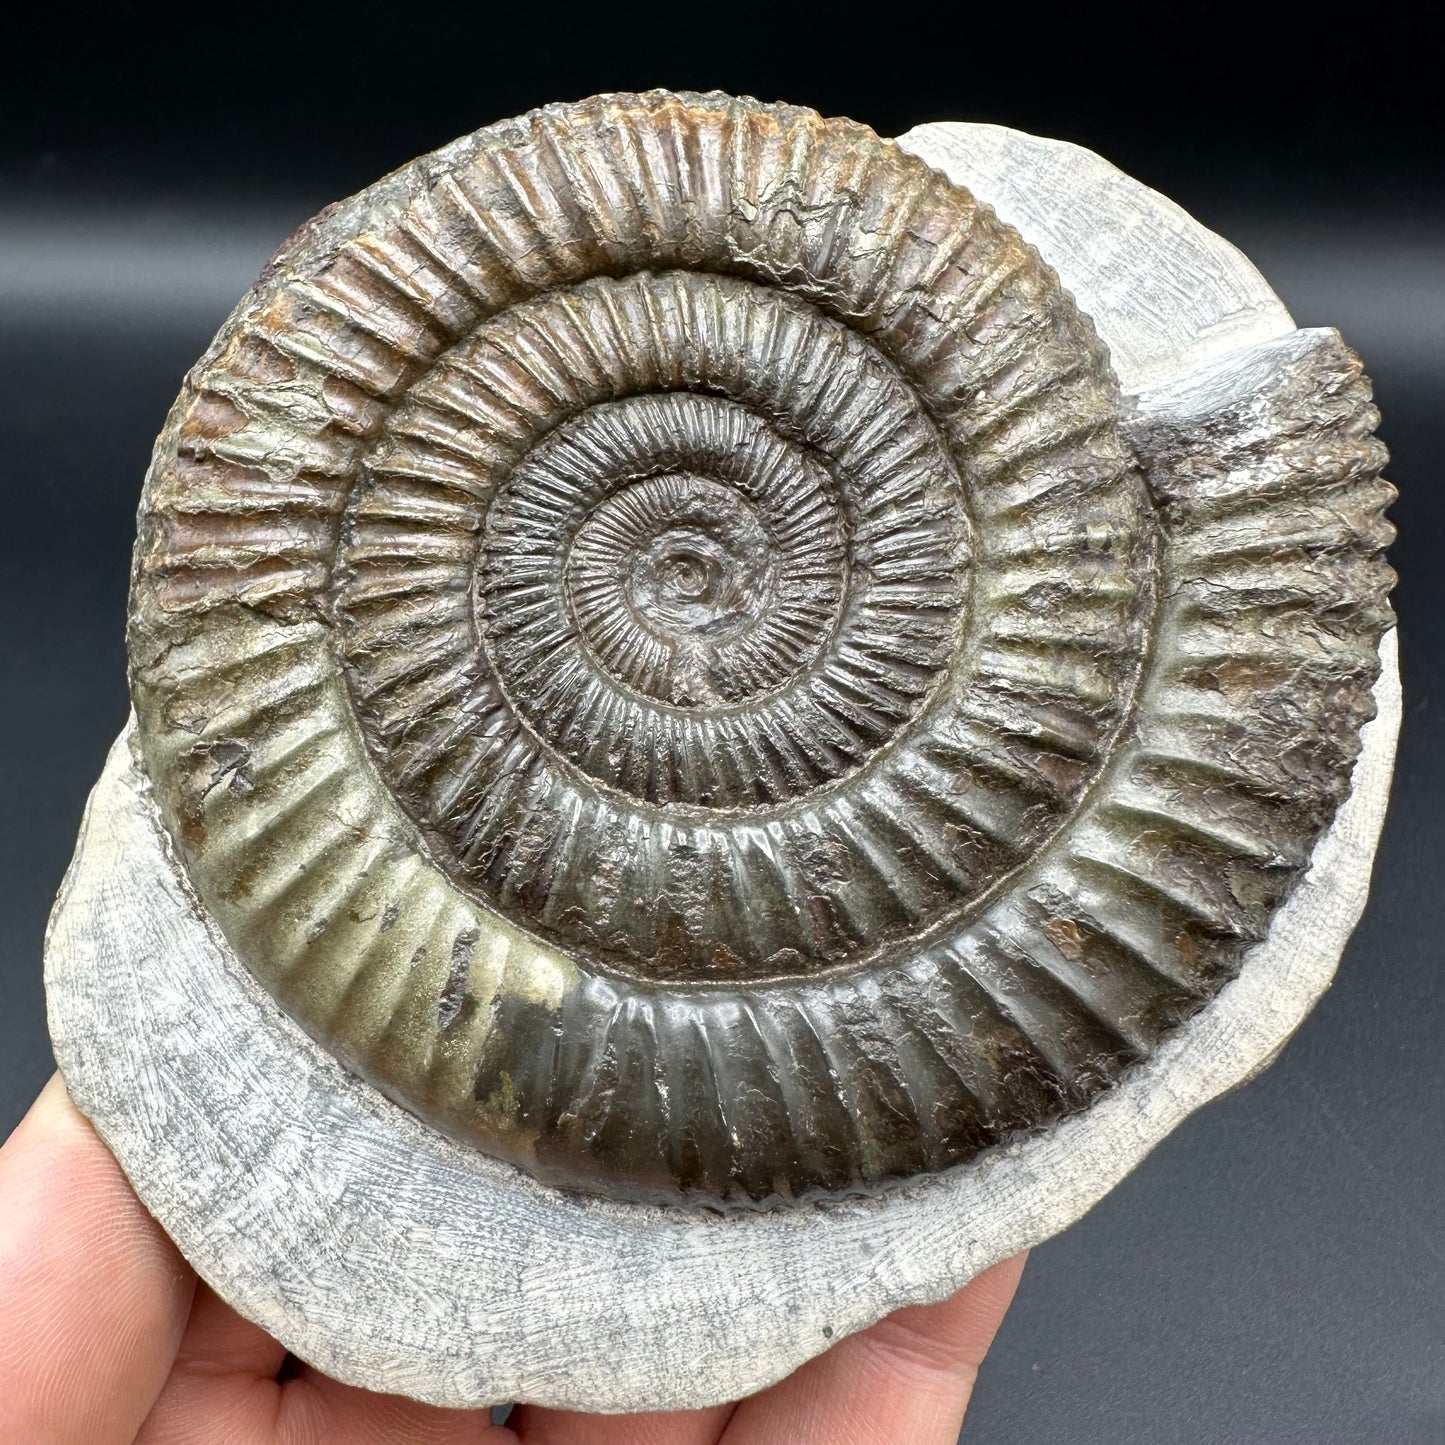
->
[2,5,1440,1441]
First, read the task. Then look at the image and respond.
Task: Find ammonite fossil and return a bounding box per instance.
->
[47,91,1398,1410]
[122,92,1393,1209]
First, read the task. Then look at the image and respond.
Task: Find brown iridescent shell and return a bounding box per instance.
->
[127,92,1394,1207]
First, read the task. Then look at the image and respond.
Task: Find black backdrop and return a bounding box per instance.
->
[2,6,1441,1441]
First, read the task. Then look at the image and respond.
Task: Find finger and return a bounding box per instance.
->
[509,1399,735,1445]
[167,1282,289,1380]
[138,1292,510,1445]
[721,1252,1026,1445]
[280,1365,520,1444]
[133,1285,290,1445]
[0,1074,196,1445]
[138,1336,517,1445]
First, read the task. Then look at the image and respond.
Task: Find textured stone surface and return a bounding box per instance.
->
[898,121,1296,393]
[46,112,1399,1410]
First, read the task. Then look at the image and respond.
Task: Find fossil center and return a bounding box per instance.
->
[568,472,782,705]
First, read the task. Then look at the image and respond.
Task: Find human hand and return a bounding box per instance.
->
[0,1076,1023,1444]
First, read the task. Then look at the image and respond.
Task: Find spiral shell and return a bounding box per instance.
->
[128,92,1394,1207]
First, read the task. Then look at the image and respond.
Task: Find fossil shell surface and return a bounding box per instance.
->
[128,92,1394,1208]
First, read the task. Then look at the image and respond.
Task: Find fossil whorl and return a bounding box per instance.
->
[127,92,1394,1207]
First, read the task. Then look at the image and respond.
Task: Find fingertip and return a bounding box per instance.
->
[721,1252,1028,1445]
[0,1073,196,1445]
[860,1251,1028,1383]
